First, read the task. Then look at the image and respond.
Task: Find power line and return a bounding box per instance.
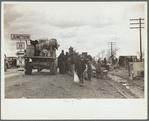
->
[130,19,144,21]
[130,18,144,61]
[130,23,144,25]
[130,27,144,29]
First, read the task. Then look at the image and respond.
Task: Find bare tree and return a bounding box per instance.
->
[112,47,119,57]
[106,47,119,59]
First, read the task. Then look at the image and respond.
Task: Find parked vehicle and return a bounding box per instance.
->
[4,55,17,71]
[24,38,59,75]
[128,62,144,80]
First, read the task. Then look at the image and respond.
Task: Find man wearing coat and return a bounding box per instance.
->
[65,52,69,74]
[87,59,92,81]
[75,56,86,86]
[95,59,102,78]
[58,50,65,74]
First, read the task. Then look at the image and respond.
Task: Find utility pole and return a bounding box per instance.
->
[130,18,144,62]
[107,42,116,57]
[107,42,116,64]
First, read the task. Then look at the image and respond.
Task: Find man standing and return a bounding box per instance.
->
[87,59,92,81]
[67,55,71,73]
[70,53,75,75]
[58,50,65,74]
[65,52,69,74]
[61,50,65,74]
[75,56,86,86]
[58,53,62,73]
[95,59,102,78]
[104,57,107,64]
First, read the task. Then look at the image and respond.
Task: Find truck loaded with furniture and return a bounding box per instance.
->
[24,38,59,75]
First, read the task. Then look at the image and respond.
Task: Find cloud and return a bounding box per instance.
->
[3,2,147,57]
[7,3,127,29]
[4,4,22,29]
[4,4,23,40]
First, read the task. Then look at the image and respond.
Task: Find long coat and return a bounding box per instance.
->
[87,61,92,80]
[75,58,86,79]
[58,53,65,74]
[95,62,101,73]
[65,54,69,72]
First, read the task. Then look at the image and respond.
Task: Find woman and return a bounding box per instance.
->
[95,59,102,78]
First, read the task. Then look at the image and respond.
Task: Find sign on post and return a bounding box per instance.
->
[17,67,26,74]
[16,42,25,49]
[11,34,30,86]
[11,34,30,41]
[16,51,25,57]
[17,57,25,66]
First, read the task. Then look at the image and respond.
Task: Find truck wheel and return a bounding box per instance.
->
[38,68,42,72]
[53,61,57,75]
[50,61,54,75]
[50,61,56,75]
[25,63,32,75]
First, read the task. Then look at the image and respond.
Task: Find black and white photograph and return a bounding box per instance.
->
[1,1,147,119]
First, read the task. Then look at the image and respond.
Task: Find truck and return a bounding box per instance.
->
[24,38,58,75]
[128,62,144,80]
[4,55,17,71]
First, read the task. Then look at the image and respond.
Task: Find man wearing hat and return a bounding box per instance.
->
[75,55,86,86]
[58,50,65,74]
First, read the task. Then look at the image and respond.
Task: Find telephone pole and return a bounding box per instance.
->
[130,18,144,61]
[107,42,116,64]
[107,42,116,57]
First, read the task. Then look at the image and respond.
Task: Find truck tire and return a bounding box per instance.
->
[50,61,54,75]
[38,69,40,72]
[25,63,32,75]
[53,61,57,75]
[38,68,42,72]
[50,60,56,75]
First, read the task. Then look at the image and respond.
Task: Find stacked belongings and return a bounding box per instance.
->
[35,38,59,58]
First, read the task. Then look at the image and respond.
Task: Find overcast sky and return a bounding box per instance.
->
[2,2,147,59]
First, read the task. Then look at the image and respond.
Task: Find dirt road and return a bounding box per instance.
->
[5,69,128,98]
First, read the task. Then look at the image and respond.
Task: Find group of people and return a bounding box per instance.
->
[58,50,75,74]
[58,50,103,86]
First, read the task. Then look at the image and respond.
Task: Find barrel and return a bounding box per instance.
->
[26,45,34,56]
[49,38,58,47]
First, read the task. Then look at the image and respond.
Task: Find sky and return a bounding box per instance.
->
[2,2,147,59]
